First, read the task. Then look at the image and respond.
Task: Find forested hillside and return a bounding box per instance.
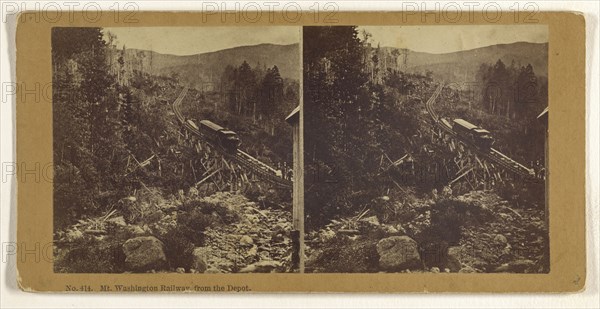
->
[177,60,298,167]
[53,28,187,229]
[304,26,434,228]
[53,27,298,274]
[304,26,548,274]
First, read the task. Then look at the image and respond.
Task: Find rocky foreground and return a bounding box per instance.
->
[55,188,293,273]
[305,190,549,273]
[199,192,293,273]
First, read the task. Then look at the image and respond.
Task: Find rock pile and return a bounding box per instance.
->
[54,188,293,274]
[197,192,293,273]
[306,190,548,274]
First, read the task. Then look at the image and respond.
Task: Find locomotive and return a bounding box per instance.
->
[452,118,495,149]
[198,120,241,153]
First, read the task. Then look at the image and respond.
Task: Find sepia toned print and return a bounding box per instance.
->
[303,25,549,273]
[51,26,301,273]
[15,11,585,293]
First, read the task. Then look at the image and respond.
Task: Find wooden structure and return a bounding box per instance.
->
[422,84,539,193]
[173,87,292,190]
[179,131,249,193]
[286,105,303,273]
[427,126,502,192]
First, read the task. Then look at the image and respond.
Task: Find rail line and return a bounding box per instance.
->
[426,84,536,179]
[172,88,293,189]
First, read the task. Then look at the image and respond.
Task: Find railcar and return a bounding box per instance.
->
[452,118,495,149]
[198,120,241,153]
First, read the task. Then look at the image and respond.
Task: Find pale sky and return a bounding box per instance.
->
[104,26,300,55]
[358,25,548,54]
[104,25,547,55]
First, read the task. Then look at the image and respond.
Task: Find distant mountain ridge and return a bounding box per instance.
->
[382,42,548,82]
[121,43,299,90]
[118,41,546,89]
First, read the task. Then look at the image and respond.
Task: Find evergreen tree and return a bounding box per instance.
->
[259,65,284,132]
[514,64,538,117]
[304,26,385,227]
[236,60,256,115]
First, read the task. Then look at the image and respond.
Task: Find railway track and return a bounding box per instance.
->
[172,88,293,189]
[426,84,537,179]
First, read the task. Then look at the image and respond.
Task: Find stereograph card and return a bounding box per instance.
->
[14,10,586,292]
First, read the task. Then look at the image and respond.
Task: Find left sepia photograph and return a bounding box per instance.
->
[51,26,301,274]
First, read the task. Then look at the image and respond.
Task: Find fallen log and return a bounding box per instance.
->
[195,168,222,187]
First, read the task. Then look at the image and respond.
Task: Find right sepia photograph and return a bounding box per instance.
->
[303,25,549,274]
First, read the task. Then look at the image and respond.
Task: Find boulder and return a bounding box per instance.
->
[239,260,281,273]
[107,216,127,227]
[459,265,477,273]
[192,247,210,273]
[129,225,146,235]
[123,236,166,271]
[238,264,257,273]
[360,216,380,226]
[246,245,258,257]
[446,253,462,273]
[239,235,254,246]
[205,267,222,274]
[376,236,422,271]
[255,260,281,271]
[381,224,399,236]
[258,251,271,260]
[446,246,462,272]
[493,234,508,245]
